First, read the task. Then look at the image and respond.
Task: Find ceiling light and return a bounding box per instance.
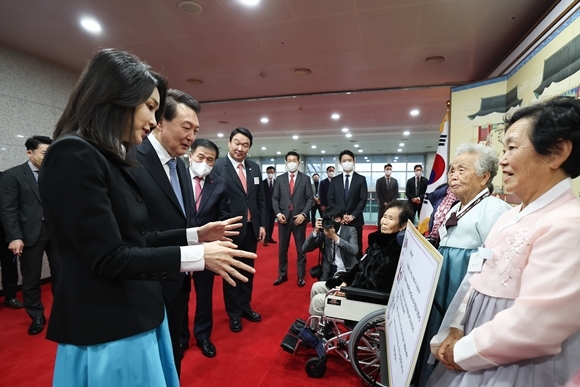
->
[403,131,410,136]
[217,133,224,137]
[353,144,359,148]
[292,135,299,140]
[1,148,5,151]
[346,92,351,95]
[397,149,402,152]
[331,113,340,120]
[321,150,326,154]
[16,135,24,138]
[293,67,313,75]
[364,156,368,159]
[366,160,370,162]
[277,151,281,155]
[342,127,349,132]
[345,133,352,138]
[410,109,419,116]
[261,117,269,123]
[187,78,204,85]
[399,143,405,146]
[311,145,317,149]
[177,1,204,15]
[423,55,446,65]
[240,0,260,5]
[261,146,266,150]
[270,158,274,161]
[80,18,101,34]
[358,149,363,153]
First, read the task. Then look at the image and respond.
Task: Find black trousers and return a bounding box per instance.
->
[277,220,307,278]
[180,269,215,344]
[355,224,364,260]
[20,223,60,319]
[223,225,257,319]
[265,209,276,242]
[166,275,190,377]
[0,242,18,300]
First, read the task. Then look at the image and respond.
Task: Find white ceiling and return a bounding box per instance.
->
[0,0,561,157]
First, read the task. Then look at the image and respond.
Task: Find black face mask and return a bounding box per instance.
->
[333,221,341,232]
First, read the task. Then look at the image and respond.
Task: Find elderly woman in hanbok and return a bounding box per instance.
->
[427,96,580,387]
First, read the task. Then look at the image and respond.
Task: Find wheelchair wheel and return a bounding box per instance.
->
[348,309,387,387]
[305,357,326,378]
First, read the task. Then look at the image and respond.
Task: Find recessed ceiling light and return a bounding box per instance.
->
[399,143,405,146]
[80,18,101,34]
[423,55,446,65]
[366,160,370,162]
[177,1,204,15]
[403,131,410,136]
[358,149,363,153]
[397,149,402,152]
[293,67,313,75]
[240,0,260,5]
[345,133,352,138]
[1,148,5,151]
[187,78,204,85]
[311,145,317,149]
[353,144,359,148]
[292,135,299,140]
[16,135,24,138]
[270,158,274,161]
[346,92,351,95]
[261,146,266,150]
[217,133,224,137]
[261,117,269,123]
[364,156,368,159]
[342,127,349,132]
[331,113,340,120]
[410,109,419,116]
[321,150,326,154]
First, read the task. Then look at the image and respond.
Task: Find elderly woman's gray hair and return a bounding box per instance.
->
[455,143,499,190]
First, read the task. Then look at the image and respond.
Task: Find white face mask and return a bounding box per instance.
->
[190,161,213,178]
[415,171,422,178]
[267,173,274,179]
[328,171,335,178]
[341,161,354,172]
[287,162,298,172]
[385,170,392,177]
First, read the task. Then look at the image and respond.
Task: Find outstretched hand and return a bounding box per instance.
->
[202,240,257,287]
[198,216,243,242]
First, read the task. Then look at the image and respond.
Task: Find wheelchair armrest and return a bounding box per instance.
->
[340,286,390,305]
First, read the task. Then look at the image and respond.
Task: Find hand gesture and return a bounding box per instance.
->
[202,241,257,286]
[197,216,243,242]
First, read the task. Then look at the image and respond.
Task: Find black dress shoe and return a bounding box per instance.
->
[268,239,277,244]
[4,298,24,309]
[179,342,189,359]
[28,315,46,335]
[263,241,268,246]
[242,309,261,322]
[230,317,242,333]
[197,339,216,358]
[298,277,306,287]
[273,275,288,286]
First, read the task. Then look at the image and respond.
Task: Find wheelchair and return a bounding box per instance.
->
[280,285,390,387]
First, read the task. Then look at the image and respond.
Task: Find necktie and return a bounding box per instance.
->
[289,173,295,212]
[194,176,203,211]
[387,177,390,190]
[168,158,185,215]
[269,179,273,192]
[238,163,251,220]
[344,174,350,201]
[415,178,419,197]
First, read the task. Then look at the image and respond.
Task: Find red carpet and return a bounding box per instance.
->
[0,224,377,387]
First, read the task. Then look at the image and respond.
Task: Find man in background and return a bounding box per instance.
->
[405,164,428,221]
[262,166,277,246]
[318,166,335,213]
[310,173,321,227]
[0,136,60,335]
[214,127,266,333]
[376,163,399,224]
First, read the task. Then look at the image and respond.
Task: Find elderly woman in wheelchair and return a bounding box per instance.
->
[281,200,414,384]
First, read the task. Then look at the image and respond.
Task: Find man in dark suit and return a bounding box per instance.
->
[405,164,428,221]
[310,173,322,226]
[180,139,230,358]
[318,165,335,213]
[328,150,368,259]
[130,89,199,375]
[213,127,267,333]
[262,166,277,246]
[271,151,314,287]
[0,136,60,334]
[0,171,23,310]
[376,163,399,224]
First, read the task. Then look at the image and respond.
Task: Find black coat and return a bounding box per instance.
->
[39,136,184,345]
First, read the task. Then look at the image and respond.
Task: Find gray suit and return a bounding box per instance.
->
[302,225,358,281]
[272,171,313,278]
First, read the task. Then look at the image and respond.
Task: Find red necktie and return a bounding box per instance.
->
[289,173,295,211]
[194,176,202,211]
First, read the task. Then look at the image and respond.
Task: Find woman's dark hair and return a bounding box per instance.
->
[505,96,580,178]
[54,48,167,165]
[385,200,415,227]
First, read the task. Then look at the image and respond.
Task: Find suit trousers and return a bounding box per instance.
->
[0,242,18,300]
[180,269,215,344]
[223,225,257,319]
[355,224,364,260]
[166,275,190,376]
[265,209,276,242]
[277,220,307,278]
[19,223,60,319]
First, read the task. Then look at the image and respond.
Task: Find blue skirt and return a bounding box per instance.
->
[53,313,179,387]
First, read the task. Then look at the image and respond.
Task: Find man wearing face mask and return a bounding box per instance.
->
[405,164,428,221]
[318,166,334,213]
[328,150,368,259]
[180,139,230,359]
[262,166,277,246]
[0,136,60,335]
[376,163,399,225]
[272,151,314,287]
